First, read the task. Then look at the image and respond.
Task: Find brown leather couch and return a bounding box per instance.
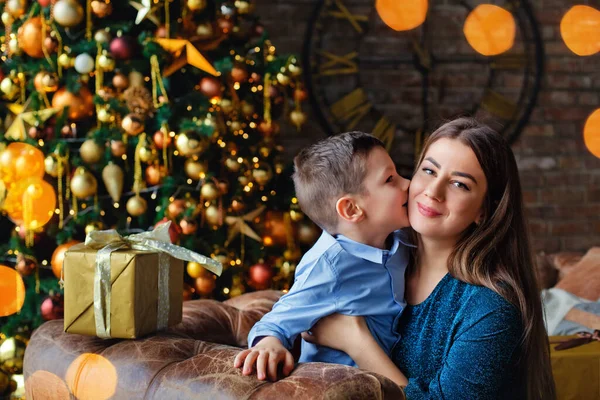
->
[24,290,405,399]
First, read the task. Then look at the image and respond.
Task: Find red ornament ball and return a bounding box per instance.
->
[199,76,222,98]
[154,217,182,244]
[109,36,135,60]
[248,262,273,290]
[41,295,64,321]
[38,0,52,7]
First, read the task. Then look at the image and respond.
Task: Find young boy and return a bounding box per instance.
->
[233,131,413,381]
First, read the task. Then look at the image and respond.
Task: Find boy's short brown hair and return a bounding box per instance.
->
[292,131,385,233]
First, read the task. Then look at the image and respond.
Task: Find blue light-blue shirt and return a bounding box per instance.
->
[248,229,414,366]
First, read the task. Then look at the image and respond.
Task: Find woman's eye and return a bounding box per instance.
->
[453,181,470,191]
[422,168,434,175]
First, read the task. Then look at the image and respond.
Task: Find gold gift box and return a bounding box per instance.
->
[550,335,600,400]
[63,247,183,339]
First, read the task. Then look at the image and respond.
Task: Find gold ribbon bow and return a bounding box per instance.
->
[70,221,222,339]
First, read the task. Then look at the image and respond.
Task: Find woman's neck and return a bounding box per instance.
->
[414,235,456,276]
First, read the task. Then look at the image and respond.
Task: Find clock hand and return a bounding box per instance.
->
[411,37,431,71]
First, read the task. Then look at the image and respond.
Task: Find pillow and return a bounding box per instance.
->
[555,247,600,301]
[550,251,584,280]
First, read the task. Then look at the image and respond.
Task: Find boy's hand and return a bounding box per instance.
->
[233,336,295,381]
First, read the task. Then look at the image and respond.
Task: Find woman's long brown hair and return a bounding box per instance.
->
[414,118,555,400]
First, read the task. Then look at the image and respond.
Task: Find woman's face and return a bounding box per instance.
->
[408,138,488,243]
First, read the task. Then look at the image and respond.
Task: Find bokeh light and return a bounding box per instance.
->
[463,4,516,56]
[376,0,428,32]
[560,5,600,56]
[584,108,600,158]
[26,371,70,400]
[66,353,118,400]
[0,265,26,317]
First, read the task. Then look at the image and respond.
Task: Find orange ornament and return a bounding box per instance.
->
[584,108,600,158]
[376,0,428,32]
[194,275,216,295]
[66,354,117,400]
[560,5,600,56]
[4,177,55,228]
[463,4,516,56]
[52,86,95,121]
[51,240,81,279]
[18,17,45,58]
[0,265,26,317]
[0,142,45,188]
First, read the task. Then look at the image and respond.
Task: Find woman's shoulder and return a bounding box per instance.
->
[445,275,521,324]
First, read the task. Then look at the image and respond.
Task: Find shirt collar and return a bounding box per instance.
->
[333,229,416,265]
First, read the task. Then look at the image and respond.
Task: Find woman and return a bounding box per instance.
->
[302,118,556,399]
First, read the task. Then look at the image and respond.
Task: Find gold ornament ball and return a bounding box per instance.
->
[91,0,112,18]
[129,71,145,88]
[1,12,14,25]
[196,23,213,38]
[94,29,111,44]
[220,98,233,114]
[290,109,307,127]
[231,197,245,213]
[194,275,216,296]
[225,157,241,172]
[0,336,27,374]
[298,222,320,245]
[18,17,45,58]
[229,120,242,132]
[289,208,304,222]
[276,72,291,86]
[205,205,222,226]
[288,64,303,77]
[187,0,207,11]
[126,196,147,217]
[238,174,250,186]
[184,158,208,180]
[241,101,255,117]
[112,72,129,90]
[57,53,73,68]
[54,0,84,27]
[8,37,21,55]
[252,163,273,186]
[44,154,65,177]
[145,164,167,186]
[1,77,18,99]
[52,87,95,121]
[200,182,219,201]
[167,199,186,219]
[5,0,26,17]
[176,131,208,156]
[70,167,98,199]
[85,221,104,235]
[137,146,156,163]
[80,139,104,164]
[110,140,127,157]
[186,261,206,279]
[97,54,115,71]
[121,113,145,136]
[97,107,113,123]
[41,73,59,92]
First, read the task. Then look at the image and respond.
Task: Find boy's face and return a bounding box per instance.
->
[357,146,410,233]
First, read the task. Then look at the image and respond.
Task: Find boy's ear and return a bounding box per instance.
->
[335,196,364,223]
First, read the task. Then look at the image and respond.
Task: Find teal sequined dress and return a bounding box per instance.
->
[392,273,525,399]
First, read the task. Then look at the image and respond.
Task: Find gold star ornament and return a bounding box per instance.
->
[155,38,219,77]
[225,205,266,247]
[5,108,58,140]
[129,0,161,25]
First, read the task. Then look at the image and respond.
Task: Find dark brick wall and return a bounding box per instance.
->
[257,0,600,253]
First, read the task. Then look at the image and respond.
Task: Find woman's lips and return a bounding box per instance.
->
[417,202,442,217]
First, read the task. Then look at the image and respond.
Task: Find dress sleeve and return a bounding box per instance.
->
[405,302,522,399]
[247,258,340,349]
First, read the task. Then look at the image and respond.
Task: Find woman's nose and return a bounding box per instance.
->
[424,180,444,202]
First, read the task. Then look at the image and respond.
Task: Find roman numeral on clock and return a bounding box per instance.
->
[317,51,359,76]
[326,0,368,33]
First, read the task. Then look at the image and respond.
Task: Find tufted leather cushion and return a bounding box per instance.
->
[24,290,405,399]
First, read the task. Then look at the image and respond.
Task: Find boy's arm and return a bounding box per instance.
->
[248,257,340,349]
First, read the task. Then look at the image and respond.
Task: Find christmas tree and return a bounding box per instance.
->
[0,1,318,397]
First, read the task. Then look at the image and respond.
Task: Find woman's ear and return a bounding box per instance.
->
[474,208,484,225]
[336,196,364,223]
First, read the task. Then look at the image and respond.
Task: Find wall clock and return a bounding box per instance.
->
[303,0,544,174]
